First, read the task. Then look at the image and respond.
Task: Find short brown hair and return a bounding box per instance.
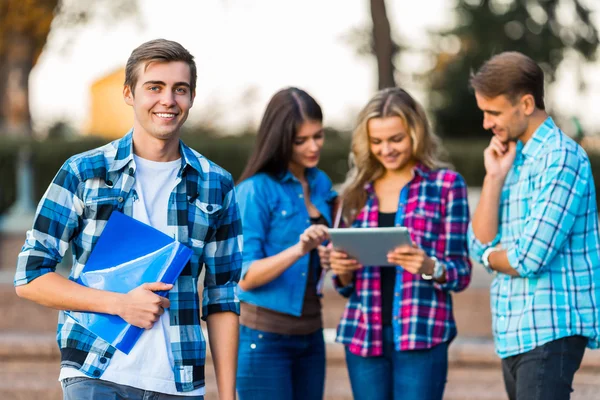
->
[470,51,545,110]
[125,39,196,97]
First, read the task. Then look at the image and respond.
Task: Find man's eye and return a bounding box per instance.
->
[148,86,160,91]
[176,88,187,94]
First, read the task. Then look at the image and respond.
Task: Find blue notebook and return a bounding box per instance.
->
[66,211,193,354]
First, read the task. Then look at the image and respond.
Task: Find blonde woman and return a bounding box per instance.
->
[330,87,472,400]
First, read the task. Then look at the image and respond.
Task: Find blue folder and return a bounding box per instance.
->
[65,211,192,354]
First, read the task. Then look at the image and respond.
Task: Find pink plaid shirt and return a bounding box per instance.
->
[334,164,471,357]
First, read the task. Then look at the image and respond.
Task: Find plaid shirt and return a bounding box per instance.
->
[14,131,242,392]
[334,164,471,357]
[468,117,600,358]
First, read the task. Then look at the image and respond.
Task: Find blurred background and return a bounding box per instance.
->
[2,1,600,399]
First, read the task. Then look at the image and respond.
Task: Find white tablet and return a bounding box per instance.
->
[329,227,412,267]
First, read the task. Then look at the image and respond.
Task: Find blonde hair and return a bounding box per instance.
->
[341,87,450,223]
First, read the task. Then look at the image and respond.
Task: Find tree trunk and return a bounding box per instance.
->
[0,34,35,137]
[370,0,396,89]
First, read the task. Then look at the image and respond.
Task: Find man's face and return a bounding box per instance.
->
[475,92,528,143]
[124,61,195,142]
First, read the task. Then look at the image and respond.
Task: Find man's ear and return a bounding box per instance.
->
[190,90,196,108]
[520,94,536,116]
[123,85,134,106]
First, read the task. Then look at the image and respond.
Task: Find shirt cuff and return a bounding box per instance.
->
[332,274,355,297]
[201,284,240,321]
[467,224,501,263]
[505,246,524,277]
[13,267,54,287]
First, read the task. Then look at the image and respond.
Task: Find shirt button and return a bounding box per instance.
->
[206,205,213,212]
[299,194,303,198]
[281,210,287,216]
[105,180,113,187]
[250,343,257,349]
[394,292,399,297]
[93,370,101,377]
[117,196,124,203]
[128,167,134,175]
[258,334,263,339]
[301,272,306,277]
[99,357,107,364]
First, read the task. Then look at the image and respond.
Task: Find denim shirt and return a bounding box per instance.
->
[236,168,336,316]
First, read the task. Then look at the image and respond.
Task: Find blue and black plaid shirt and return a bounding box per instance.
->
[468,117,600,358]
[14,131,242,392]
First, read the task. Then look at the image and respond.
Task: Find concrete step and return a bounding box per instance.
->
[3,332,600,400]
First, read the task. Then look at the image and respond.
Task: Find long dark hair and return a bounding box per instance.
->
[238,87,323,183]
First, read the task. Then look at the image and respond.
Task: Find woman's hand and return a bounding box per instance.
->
[318,245,331,269]
[387,242,435,276]
[296,224,329,256]
[330,249,362,286]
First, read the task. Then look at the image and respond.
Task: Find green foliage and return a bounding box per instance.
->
[428,0,599,137]
[1,132,599,216]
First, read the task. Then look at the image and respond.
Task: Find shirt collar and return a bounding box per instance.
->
[279,167,318,184]
[107,129,204,178]
[520,117,556,159]
[363,162,428,195]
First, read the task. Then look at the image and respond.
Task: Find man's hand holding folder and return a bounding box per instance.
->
[118,282,173,330]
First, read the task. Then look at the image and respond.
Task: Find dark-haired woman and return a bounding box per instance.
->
[235,87,335,400]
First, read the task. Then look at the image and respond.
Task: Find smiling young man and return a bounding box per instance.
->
[468,51,600,400]
[14,39,241,400]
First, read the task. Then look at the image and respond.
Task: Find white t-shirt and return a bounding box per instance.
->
[60,155,204,397]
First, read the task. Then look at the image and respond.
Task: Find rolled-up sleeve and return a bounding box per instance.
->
[202,178,243,319]
[434,174,472,292]
[14,161,83,286]
[467,225,500,266]
[332,274,355,298]
[507,149,586,278]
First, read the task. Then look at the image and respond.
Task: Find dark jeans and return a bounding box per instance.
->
[62,377,204,399]
[344,325,448,400]
[236,325,326,400]
[501,335,588,400]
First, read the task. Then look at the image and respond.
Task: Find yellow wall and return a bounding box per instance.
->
[85,67,133,139]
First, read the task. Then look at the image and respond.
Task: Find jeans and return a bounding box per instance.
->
[62,377,204,399]
[501,335,588,400]
[344,325,448,400]
[236,325,326,400]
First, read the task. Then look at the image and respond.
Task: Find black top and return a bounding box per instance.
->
[378,212,397,326]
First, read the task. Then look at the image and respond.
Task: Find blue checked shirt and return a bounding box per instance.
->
[14,131,242,392]
[468,117,600,358]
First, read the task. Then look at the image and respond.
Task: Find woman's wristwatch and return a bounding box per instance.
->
[421,256,444,281]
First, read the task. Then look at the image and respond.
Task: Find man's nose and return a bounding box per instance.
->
[483,115,493,130]
[160,91,176,106]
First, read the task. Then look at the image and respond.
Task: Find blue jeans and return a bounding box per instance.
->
[236,325,326,400]
[501,335,588,400]
[61,377,204,399]
[344,325,448,400]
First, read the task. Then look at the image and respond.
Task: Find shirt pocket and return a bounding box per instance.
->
[268,200,301,248]
[189,199,223,243]
[83,195,122,220]
[406,207,443,249]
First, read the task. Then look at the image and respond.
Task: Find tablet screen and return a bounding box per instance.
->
[329,227,412,267]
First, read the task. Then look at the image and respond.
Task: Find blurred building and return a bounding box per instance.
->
[85,67,132,139]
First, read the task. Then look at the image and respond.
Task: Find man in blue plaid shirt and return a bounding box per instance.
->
[468,52,600,400]
[14,39,241,399]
